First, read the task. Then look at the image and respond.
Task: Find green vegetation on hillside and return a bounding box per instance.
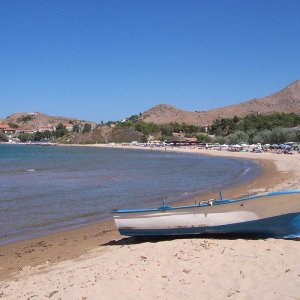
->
[210,113,300,144]
[8,122,19,128]
[82,123,92,133]
[113,115,206,142]
[15,122,95,142]
[110,112,300,144]
[210,113,300,136]
[0,132,9,142]
[17,131,53,142]
[17,115,35,123]
[16,123,68,142]
[8,111,300,145]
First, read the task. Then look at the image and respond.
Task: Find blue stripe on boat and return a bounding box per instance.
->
[119,213,300,238]
[112,190,300,213]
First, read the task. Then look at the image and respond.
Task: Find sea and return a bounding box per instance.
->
[0,144,261,245]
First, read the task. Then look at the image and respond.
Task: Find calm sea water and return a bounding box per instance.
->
[0,144,261,244]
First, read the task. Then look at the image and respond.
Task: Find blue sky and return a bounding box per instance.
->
[1,0,300,122]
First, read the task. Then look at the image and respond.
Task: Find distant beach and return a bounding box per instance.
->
[1,145,300,299]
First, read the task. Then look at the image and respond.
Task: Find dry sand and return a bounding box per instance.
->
[1,146,300,299]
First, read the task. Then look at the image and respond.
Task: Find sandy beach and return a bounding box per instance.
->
[1,146,300,299]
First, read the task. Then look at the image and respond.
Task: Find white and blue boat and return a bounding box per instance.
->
[112,190,300,238]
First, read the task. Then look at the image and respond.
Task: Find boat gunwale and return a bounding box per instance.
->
[111,190,300,214]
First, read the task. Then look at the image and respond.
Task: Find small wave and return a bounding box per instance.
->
[26,169,35,172]
[28,211,103,229]
[241,168,251,176]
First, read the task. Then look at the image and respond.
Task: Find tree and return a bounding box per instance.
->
[17,133,34,142]
[252,129,272,144]
[56,123,66,130]
[8,122,19,128]
[43,130,52,139]
[128,115,140,122]
[270,128,286,144]
[54,123,68,138]
[17,115,34,123]
[0,132,9,142]
[270,128,296,144]
[161,124,173,136]
[82,123,92,133]
[196,134,211,143]
[34,131,45,141]
[73,124,80,133]
[228,131,249,144]
[213,135,228,144]
[209,112,300,136]
[134,122,159,135]
[295,129,300,142]
[233,115,240,124]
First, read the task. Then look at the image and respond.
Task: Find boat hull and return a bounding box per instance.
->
[112,191,300,238]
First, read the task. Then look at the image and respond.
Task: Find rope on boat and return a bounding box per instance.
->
[200,199,215,206]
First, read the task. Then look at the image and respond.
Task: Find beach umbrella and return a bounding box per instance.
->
[279,144,291,149]
[271,144,279,148]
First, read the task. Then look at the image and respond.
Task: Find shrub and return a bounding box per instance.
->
[0,132,9,142]
[17,115,34,123]
[228,131,249,144]
[82,124,92,133]
[213,135,228,144]
[196,134,211,143]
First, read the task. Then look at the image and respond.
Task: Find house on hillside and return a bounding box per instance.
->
[63,124,73,131]
[90,123,96,130]
[0,124,16,135]
[16,128,37,134]
[37,125,55,132]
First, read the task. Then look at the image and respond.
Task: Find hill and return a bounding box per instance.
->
[141,80,300,126]
[58,125,143,144]
[1,112,95,130]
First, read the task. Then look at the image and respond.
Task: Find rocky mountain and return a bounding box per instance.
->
[141,80,300,126]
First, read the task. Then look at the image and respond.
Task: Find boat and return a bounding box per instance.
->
[112,190,300,238]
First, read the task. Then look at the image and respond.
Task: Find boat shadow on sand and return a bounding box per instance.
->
[103,233,300,247]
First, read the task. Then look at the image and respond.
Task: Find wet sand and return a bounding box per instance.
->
[0,147,299,299]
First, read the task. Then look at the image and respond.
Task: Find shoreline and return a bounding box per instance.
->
[0,144,260,247]
[0,145,297,280]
